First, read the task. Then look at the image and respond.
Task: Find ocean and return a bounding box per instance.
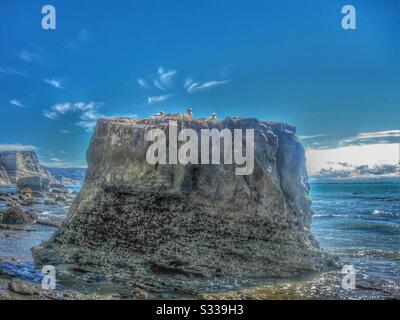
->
[0,180,399,298]
[311,180,400,285]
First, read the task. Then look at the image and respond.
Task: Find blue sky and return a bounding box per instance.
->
[0,0,399,178]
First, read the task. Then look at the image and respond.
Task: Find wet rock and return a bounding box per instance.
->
[44,199,57,205]
[18,193,35,206]
[55,195,67,202]
[1,278,119,300]
[17,176,50,192]
[1,206,35,225]
[19,188,33,194]
[36,218,61,228]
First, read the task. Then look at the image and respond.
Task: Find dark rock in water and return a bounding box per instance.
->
[17,176,50,192]
[18,190,35,206]
[33,117,334,292]
[44,198,57,205]
[1,206,35,224]
[51,187,68,194]
[36,218,61,228]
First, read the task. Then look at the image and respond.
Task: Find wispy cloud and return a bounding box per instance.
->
[184,78,230,94]
[339,130,400,146]
[9,99,26,108]
[43,102,104,131]
[0,67,28,78]
[75,120,98,131]
[65,29,90,52]
[16,44,45,64]
[137,66,177,91]
[59,130,70,134]
[0,144,37,151]
[137,78,149,89]
[298,134,327,140]
[147,94,172,104]
[44,78,64,89]
[157,66,177,89]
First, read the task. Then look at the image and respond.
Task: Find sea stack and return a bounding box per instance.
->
[0,150,53,187]
[33,117,334,292]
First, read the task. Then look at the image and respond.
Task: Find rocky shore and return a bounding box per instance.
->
[33,117,335,294]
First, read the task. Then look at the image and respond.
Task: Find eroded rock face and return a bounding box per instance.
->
[0,150,53,185]
[33,117,334,293]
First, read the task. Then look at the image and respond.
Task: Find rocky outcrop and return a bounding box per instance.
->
[17,176,50,192]
[33,117,334,293]
[0,206,36,225]
[0,150,56,191]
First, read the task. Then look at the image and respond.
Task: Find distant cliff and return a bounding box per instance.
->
[47,167,86,185]
[0,150,53,184]
[33,117,334,293]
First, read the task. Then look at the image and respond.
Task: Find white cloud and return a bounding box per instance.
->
[0,67,28,78]
[138,66,177,91]
[147,94,172,104]
[59,130,70,134]
[298,134,327,140]
[75,120,98,132]
[43,102,104,131]
[157,66,177,87]
[10,99,26,108]
[16,45,45,63]
[339,129,400,146]
[44,78,63,89]
[184,78,230,94]
[137,78,149,89]
[65,29,90,52]
[306,143,399,179]
[0,144,37,151]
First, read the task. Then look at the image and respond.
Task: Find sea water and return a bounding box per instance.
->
[311,180,400,284]
[1,180,399,297]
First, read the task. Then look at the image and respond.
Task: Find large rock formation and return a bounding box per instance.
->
[0,150,54,187]
[33,117,334,293]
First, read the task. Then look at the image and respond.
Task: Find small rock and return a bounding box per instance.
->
[1,206,35,224]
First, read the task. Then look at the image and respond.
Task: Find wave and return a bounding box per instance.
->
[371,209,399,217]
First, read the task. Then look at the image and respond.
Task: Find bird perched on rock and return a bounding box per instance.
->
[151,111,166,118]
[187,108,193,118]
[209,112,217,120]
